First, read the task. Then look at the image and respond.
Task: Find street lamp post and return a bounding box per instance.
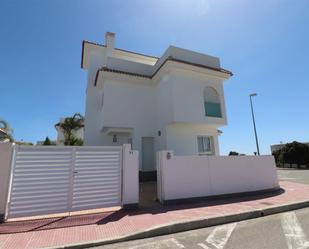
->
[249,93,260,156]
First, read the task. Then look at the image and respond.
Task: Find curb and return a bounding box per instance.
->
[46,200,309,249]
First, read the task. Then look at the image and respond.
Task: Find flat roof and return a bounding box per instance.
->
[81,40,159,69]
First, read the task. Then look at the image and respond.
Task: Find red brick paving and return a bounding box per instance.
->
[1,181,309,249]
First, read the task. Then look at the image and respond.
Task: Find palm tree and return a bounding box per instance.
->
[0,119,13,142]
[57,113,84,146]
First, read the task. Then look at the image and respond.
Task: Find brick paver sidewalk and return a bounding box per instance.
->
[1,181,309,249]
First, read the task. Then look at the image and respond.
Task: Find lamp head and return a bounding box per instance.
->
[250,93,257,97]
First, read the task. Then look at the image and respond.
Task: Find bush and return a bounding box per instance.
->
[42,136,52,145]
[229,151,239,156]
[277,141,309,168]
[15,141,33,146]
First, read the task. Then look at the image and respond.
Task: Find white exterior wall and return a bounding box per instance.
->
[153,70,225,157]
[154,74,174,154]
[85,75,156,170]
[168,71,227,125]
[157,152,279,202]
[166,124,220,156]
[84,69,227,168]
[84,85,104,145]
[83,34,232,171]
[84,50,108,146]
[102,79,156,169]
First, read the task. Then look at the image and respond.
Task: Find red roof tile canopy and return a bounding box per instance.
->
[94,57,232,86]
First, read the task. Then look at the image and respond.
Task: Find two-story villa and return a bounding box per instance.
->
[81,32,232,176]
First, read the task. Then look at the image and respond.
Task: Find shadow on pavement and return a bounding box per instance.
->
[0,182,284,234]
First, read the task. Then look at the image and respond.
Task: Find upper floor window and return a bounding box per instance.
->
[203,86,222,118]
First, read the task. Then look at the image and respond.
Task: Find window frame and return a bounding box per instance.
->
[197,136,214,155]
[203,86,222,118]
[204,101,222,118]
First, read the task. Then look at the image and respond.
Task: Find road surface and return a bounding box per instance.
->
[90,169,309,249]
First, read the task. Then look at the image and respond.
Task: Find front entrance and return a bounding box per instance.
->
[141,137,155,172]
[139,181,159,207]
[140,137,157,206]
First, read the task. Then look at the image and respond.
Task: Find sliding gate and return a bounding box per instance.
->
[6,145,122,219]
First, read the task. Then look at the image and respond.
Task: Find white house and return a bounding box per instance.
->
[82,32,232,176]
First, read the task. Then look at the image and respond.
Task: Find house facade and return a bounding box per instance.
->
[82,32,232,174]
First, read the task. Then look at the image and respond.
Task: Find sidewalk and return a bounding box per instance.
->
[1,181,309,249]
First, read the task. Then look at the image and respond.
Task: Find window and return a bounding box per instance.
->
[204,87,222,118]
[197,136,213,155]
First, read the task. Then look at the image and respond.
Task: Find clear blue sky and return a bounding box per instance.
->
[1,0,308,155]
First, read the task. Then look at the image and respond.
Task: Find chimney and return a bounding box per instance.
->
[105,32,115,49]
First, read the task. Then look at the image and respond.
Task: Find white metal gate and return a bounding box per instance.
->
[7,145,122,219]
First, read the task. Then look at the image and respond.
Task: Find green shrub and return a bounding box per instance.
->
[42,136,52,145]
[277,141,309,168]
[229,151,239,156]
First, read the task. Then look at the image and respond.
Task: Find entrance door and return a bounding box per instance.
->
[141,137,155,172]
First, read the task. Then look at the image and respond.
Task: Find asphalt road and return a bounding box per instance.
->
[277,168,309,185]
[90,169,309,249]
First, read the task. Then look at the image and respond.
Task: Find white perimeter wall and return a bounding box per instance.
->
[157,151,279,202]
[122,144,139,206]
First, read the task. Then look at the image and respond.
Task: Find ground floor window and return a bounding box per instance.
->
[197,136,213,155]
